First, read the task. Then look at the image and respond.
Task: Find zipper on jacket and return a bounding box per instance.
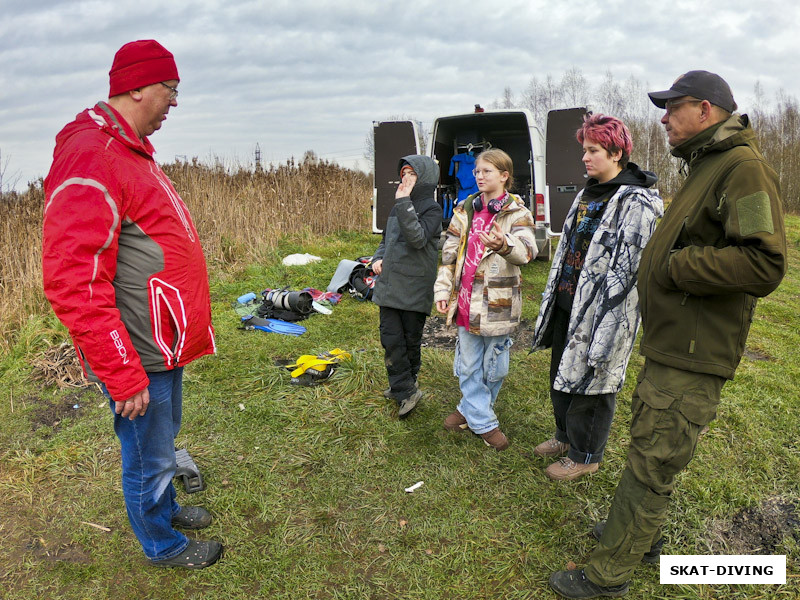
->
[716,193,727,219]
[153,285,181,365]
[681,292,690,306]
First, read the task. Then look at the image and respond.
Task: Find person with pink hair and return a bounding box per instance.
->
[530,113,664,481]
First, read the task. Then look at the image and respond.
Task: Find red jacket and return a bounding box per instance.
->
[42,102,215,401]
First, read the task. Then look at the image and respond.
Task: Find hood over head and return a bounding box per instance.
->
[398,155,439,202]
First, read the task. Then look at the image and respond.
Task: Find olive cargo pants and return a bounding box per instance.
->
[584,359,725,587]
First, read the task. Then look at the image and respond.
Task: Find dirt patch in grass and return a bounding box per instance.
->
[28,388,98,434]
[421,316,535,352]
[23,341,102,435]
[707,496,800,554]
[26,537,92,565]
[0,502,90,594]
[743,347,773,361]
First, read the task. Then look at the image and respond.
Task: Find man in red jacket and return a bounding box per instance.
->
[42,40,221,569]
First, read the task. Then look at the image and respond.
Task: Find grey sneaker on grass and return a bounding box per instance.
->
[398,388,423,418]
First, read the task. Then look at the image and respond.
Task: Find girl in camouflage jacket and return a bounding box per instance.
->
[434,149,536,450]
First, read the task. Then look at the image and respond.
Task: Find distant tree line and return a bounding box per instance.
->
[492,68,800,211]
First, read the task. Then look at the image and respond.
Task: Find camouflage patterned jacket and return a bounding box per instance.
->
[434,193,536,337]
[532,175,664,395]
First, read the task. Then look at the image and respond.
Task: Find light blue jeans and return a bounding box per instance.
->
[454,327,512,435]
[105,368,188,561]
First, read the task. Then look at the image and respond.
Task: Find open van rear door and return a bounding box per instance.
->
[546,108,588,236]
[372,120,421,233]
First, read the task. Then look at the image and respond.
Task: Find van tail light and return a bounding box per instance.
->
[534,193,545,222]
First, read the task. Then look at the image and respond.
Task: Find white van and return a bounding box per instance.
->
[372,106,587,260]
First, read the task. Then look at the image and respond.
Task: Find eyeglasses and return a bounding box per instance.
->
[160,82,179,100]
[664,98,702,115]
[472,168,499,177]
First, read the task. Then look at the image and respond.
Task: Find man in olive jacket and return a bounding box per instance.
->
[372,155,442,418]
[550,71,787,598]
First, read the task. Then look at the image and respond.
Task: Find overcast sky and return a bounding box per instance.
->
[1,0,797,191]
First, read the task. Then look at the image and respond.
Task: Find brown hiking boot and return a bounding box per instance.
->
[545,457,599,481]
[534,437,570,457]
[480,427,509,451]
[443,411,469,432]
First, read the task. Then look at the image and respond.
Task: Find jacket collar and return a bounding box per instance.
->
[671,114,753,167]
[92,101,155,158]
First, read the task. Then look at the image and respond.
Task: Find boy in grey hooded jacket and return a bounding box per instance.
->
[372,155,442,417]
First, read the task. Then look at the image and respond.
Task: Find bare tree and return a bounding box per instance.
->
[560,67,590,107]
[520,74,564,129]
[494,70,800,205]
[596,70,626,118]
[492,86,516,109]
[0,149,20,196]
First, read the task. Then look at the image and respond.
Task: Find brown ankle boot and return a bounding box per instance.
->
[443,411,469,432]
[480,427,509,451]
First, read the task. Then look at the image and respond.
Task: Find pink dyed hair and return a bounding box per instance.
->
[576,113,633,167]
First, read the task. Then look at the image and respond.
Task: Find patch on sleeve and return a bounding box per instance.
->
[737,191,774,237]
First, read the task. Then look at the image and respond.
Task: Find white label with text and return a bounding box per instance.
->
[661,555,785,584]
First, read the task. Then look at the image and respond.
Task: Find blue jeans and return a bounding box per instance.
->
[454,327,512,435]
[106,368,188,561]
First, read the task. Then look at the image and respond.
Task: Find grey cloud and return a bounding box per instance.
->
[1,0,798,190]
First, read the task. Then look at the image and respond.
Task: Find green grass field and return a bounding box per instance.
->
[1,217,799,599]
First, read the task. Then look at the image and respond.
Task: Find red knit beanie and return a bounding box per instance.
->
[109,40,179,97]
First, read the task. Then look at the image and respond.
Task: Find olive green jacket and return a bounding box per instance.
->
[638,114,786,379]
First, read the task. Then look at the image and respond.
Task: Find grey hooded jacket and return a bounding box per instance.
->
[372,155,442,314]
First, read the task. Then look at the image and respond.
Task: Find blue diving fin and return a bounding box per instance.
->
[241,315,306,336]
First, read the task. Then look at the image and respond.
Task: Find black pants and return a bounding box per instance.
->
[379,306,427,401]
[550,305,616,464]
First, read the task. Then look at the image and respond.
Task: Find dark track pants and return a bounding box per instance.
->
[379,306,427,401]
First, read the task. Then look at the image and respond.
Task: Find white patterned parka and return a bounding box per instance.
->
[531,164,664,395]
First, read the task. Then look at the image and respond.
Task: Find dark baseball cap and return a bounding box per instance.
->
[648,70,737,112]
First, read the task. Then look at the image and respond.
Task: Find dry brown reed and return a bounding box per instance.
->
[0,156,371,351]
[164,155,371,266]
[0,182,49,350]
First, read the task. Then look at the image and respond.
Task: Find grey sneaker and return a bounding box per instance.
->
[398,388,423,418]
[384,382,418,400]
